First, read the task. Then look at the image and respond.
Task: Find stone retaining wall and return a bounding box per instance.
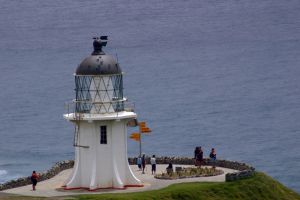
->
[213,159,255,181]
[128,157,255,181]
[0,157,254,191]
[0,160,74,191]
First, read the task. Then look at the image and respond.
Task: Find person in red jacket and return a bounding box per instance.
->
[31,171,39,191]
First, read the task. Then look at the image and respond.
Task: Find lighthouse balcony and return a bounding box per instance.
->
[64,100,136,121]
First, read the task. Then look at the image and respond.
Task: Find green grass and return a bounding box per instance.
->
[72,172,300,200]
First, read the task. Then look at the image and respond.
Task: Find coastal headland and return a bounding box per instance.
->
[0,157,299,200]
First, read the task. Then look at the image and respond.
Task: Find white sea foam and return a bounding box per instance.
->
[0,169,9,183]
[0,169,8,176]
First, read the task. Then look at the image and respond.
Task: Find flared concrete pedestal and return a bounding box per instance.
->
[64,112,142,190]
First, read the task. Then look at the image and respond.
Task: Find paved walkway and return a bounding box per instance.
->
[2,165,237,197]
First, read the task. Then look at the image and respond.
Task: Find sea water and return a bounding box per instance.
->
[0,0,299,193]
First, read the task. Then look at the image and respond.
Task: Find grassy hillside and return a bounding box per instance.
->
[73,172,300,200]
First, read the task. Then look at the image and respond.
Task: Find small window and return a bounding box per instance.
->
[100,126,107,144]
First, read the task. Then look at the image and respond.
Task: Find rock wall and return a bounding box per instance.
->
[0,157,254,191]
[0,160,74,191]
[129,156,255,181]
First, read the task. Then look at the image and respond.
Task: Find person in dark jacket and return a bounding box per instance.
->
[141,154,146,174]
[194,147,200,160]
[209,148,217,169]
[194,146,203,167]
[166,163,173,175]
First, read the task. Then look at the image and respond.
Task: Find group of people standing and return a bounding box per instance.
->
[138,147,217,176]
[137,154,157,175]
[194,147,217,168]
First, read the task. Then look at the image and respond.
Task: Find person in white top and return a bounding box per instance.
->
[150,155,156,175]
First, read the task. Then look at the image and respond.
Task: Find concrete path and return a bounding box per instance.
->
[2,165,237,197]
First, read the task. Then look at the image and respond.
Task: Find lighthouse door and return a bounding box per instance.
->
[100,126,107,144]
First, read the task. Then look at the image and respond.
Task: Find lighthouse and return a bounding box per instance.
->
[64,37,142,190]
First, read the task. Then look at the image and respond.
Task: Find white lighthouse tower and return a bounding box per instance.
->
[64,37,142,190]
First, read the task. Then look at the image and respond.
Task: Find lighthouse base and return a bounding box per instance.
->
[64,119,142,190]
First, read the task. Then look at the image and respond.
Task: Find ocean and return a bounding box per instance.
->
[0,0,299,193]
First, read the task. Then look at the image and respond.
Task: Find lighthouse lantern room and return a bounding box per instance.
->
[64,37,141,190]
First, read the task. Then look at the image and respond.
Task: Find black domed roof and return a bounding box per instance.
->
[76,54,121,75]
[75,38,122,75]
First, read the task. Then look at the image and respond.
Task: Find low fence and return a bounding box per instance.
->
[0,157,254,191]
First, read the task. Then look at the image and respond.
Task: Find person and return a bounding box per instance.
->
[194,146,203,167]
[166,163,173,175]
[137,156,142,170]
[150,155,156,175]
[209,148,217,169]
[194,147,200,166]
[31,171,39,191]
[141,153,146,174]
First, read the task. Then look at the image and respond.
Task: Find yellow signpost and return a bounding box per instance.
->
[129,121,152,156]
[129,132,140,141]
